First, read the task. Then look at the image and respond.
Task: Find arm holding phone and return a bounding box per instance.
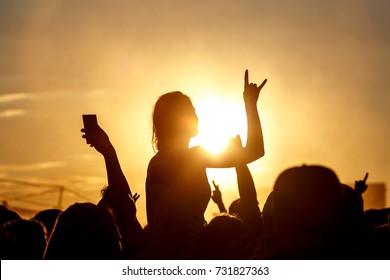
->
[81,115,132,197]
[81,115,145,257]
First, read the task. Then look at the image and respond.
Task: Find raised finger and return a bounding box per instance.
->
[363,172,369,183]
[257,79,267,90]
[212,180,219,190]
[244,69,249,87]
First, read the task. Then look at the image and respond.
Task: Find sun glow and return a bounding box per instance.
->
[190,97,247,154]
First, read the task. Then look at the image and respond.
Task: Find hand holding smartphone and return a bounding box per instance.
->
[82,114,98,144]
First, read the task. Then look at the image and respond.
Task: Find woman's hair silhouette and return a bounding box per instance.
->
[152,91,198,152]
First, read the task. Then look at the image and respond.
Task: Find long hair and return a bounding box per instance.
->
[152,91,197,152]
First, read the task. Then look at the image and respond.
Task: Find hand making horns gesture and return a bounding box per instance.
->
[244,69,267,104]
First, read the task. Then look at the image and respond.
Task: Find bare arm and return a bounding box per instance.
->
[227,135,258,203]
[82,125,145,256]
[236,164,258,200]
[243,69,266,163]
[196,70,266,168]
[81,126,132,197]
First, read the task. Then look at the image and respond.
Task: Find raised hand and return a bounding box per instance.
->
[355,173,369,194]
[211,180,223,204]
[211,180,227,213]
[133,193,140,203]
[81,125,113,156]
[243,69,267,104]
[241,69,266,161]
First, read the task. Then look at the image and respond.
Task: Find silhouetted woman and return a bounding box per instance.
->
[144,70,267,259]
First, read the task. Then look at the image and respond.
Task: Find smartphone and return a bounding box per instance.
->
[82,114,98,144]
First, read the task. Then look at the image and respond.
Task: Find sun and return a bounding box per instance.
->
[190,97,247,154]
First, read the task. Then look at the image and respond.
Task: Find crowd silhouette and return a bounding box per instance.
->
[1,70,389,260]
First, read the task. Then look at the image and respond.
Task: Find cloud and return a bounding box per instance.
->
[0,161,67,173]
[0,109,26,118]
[0,93,31,118]
[74,154,100,161]
[0,93,30,103]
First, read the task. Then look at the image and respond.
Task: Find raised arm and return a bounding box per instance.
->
[212,135,259,205]
[81,125,132,197]
[196,70,267,168]
[243,69,266,163]
[233,136,258,204]
[81,125,145,257]
[211,180,227,213]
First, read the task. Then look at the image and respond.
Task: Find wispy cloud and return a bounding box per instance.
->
[0,93,31,118]
[0,109,26,118]
[0,161,67,173]
[0,93,30,103]
[74,154,100,161]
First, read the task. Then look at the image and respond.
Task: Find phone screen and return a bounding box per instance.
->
[82,115,98,144]
[82,114,98,130]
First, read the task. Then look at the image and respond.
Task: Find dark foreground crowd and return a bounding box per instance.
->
[1,71,389,260]
[1,164,390,260]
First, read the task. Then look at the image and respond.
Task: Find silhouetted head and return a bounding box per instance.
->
[272,165,342,226]
[364,208,390,230]
[263,165,345,259]
[0,207,20,226]
[98,185,136,223]
[198,214,251,259]
[152,91,198,152]
[44,202,122,260]
[33,208,62,238]
[0,218,47,259]
[228,198,252,221]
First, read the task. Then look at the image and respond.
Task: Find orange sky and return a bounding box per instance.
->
[1,0,389,226]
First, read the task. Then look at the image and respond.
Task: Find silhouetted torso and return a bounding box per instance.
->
[146,149,210,258]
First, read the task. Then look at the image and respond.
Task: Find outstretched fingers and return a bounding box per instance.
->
[133,193,140,203]
[258,79,267,90]
[245,70,267,91]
